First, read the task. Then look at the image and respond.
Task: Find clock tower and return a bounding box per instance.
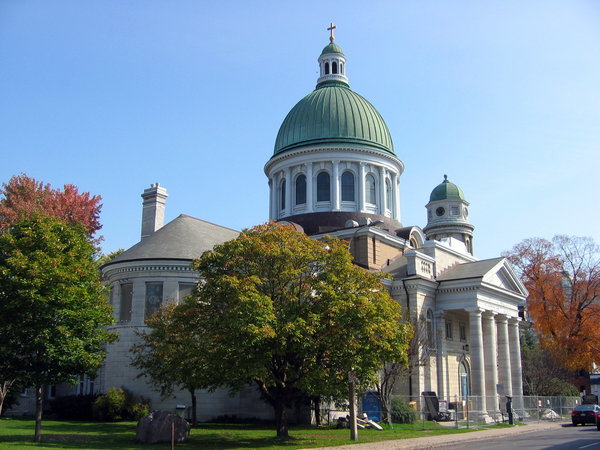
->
[423,175,474,255]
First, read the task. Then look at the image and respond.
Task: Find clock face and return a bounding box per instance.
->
[464,207,469,218]
[436,207,445,217]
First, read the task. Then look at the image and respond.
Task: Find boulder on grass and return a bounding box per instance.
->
[136,410,190,444]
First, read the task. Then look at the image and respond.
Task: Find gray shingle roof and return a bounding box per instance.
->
[437,257,504,281]
[105,214,239,265]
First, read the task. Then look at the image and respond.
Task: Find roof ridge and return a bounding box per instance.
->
[173,214,239,233]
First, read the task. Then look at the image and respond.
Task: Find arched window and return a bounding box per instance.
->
[460,361,470,399]
[426,309,434,349]
[341,171,355,202]
[317,172,330,202]
[280,180,286,210]
[295,175,306,205]
[385,178,392,210]
[340,62,344,74]
[332,61,338,74]
[325,62,330,75]
[366,174,376,204]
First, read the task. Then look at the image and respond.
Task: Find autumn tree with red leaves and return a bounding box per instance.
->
[0,174,102,238]
[504,235,600,371]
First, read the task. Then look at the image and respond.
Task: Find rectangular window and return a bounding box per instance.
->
[77,375,95,395]
[145,282,163,320]
[451,206,460,216]
[459,323,466,341]
[178,283,195,301]
[46,385,56,399]
[445,321,453,340]
[119,283,133,322]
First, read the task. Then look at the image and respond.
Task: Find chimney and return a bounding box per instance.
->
[140,183,168,240]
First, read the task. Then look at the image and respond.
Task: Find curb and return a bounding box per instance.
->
[307,420,565,450]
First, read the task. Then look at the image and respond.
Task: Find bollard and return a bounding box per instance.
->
[506,396,514,425]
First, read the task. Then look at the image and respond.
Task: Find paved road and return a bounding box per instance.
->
[313,421,600,449]
[438,423,600,450]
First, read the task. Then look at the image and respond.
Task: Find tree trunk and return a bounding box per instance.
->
[383,394,392,427]
[313,396,321,426]
[34,385,43,443]
[274,401,289,438]
[0,380,15,416]
[190,389,197,427]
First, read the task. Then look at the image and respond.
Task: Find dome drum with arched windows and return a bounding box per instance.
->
[265,36,404,235]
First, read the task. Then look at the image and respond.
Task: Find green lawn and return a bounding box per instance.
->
[0,417,487,449]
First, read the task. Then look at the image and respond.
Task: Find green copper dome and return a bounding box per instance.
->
[430,175,465,202]
[274,84,394,155]
[321,42,344,55]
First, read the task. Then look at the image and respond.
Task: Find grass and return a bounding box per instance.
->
[0,417,500,449]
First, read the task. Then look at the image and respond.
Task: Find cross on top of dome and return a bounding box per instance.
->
[327,22,336,42]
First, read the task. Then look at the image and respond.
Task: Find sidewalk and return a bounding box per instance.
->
[309,420,565,450]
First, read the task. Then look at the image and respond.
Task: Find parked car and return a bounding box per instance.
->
[571,404,600,426]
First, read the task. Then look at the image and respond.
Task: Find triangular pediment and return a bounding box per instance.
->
[482,259,528,296]
[437,257,528,297]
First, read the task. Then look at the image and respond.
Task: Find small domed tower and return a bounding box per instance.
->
[423,175,474,255]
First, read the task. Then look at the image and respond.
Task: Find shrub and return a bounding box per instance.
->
[50,394,98,420]
[92,387,150,421]
[391,397,417,424]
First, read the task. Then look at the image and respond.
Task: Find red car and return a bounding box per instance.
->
[571,404,600,426]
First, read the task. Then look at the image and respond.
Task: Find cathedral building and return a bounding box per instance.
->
[12,28,527,421]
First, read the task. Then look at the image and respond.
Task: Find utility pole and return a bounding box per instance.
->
[349,370,358,441]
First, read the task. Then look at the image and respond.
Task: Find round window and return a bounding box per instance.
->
[436,207,445,217]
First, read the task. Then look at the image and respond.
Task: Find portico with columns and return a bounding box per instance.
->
[391,249,528,420]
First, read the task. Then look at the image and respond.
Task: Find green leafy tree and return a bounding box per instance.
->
[520,322,579,396]
[187,222,411,437]
[95,248,125,269]
[0,216,116,442]
[131,301,208,426]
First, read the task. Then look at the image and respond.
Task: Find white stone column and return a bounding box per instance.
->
[268,178,274,220]
[378,166,386,215]
[508,318,524,411]
[306,163,313,213]
[434,311,445,400]
[132,279,146,325]
[332,160,340,211]
[482,312,499,417]
[496,315,513,407]
[275,172,282,219]
[285,167,292,217]
[469,308,487,416]
[358,163,366,213]
[394,172,401,222]
[390,172,397,219]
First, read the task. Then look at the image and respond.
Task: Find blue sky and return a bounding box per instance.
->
[1,0,599,259]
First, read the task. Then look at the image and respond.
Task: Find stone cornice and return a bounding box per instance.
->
[437,285,479,294]
[103,260,197,279]
[264,144,404,174]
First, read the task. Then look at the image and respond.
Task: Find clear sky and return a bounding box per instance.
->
[1,0,599,260]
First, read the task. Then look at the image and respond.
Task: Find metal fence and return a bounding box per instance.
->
[319,394,582,429]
